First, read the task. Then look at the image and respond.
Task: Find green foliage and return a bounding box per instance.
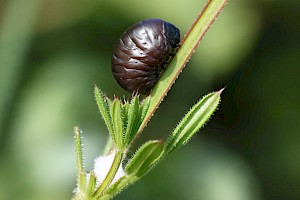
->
[126,140,164,177]
[73,0,227,199]
[95,87,114,138]
[165,89,223,155]
[95,86,151,150]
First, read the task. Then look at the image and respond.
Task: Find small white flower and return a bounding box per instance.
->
[93,150,126,186]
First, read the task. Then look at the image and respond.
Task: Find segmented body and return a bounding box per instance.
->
[111,18,180,94]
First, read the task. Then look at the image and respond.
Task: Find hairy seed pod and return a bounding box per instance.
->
[112,18,180,94]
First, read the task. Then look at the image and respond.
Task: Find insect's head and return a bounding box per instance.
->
[163,22,180,48]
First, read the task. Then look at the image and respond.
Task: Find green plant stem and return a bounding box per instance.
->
[136,0,228,138]
[93,150,124,199]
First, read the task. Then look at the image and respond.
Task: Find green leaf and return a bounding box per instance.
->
[74,127,85,194]
[124,95,139,147]
[74,127,84,173]
[110,99,124,149]
[126,140,164,177]
[101,175,138,200]
[122,100,129,128]
[131,96,150,141]
[165,88,223,155]
[85,171,97,197]
[139,96,151,124]
[94,86,113,136]
[77,171,86,198]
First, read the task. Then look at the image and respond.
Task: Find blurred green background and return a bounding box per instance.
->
[0,0,299,199]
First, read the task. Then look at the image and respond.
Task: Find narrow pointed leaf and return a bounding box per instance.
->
[140,96,151,124]
[102,175,138,199]
[165,89,223,154]
[126,140,164,177]
[124,95,139,147]
[74,127,86,194]
[77,171,86,197]
[94,86,113,136]
[110,99,124,149]
[74,127,84,173]
[85,171,97,196]
[131,96,150,142]
[122,101,129,128]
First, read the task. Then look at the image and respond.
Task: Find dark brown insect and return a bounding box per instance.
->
[111,18,180,94]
